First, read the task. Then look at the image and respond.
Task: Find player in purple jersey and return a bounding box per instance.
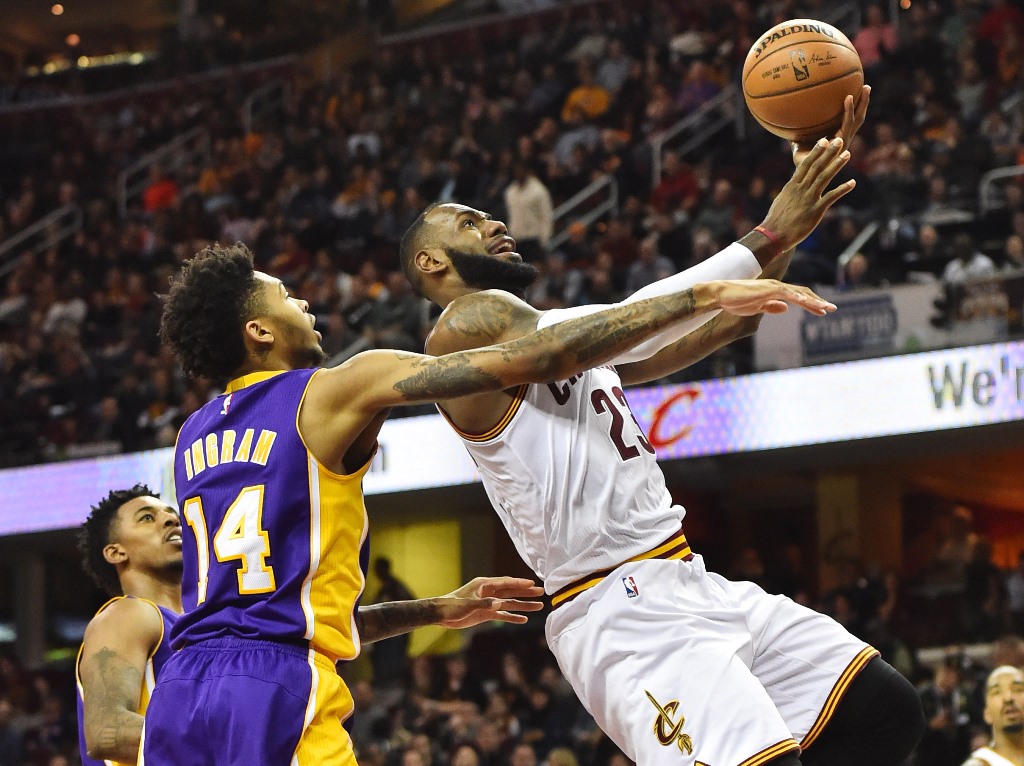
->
[144,238,836,764]
[76,485,183,766]
[77,485,550,765]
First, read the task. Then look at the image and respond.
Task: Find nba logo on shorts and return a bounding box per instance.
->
[622,576,639,598]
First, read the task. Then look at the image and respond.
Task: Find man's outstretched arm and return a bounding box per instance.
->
[535,133,855,365]
[616,251,793,385]
[356,576,544,643]
[615,86,871,385]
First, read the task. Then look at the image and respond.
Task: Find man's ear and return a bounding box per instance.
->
[103,542,127,566]
[415,249,448,276]
[243,318,275,350]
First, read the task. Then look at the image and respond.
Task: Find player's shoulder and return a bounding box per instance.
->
[426,290,541,355]
[83,597,163,645]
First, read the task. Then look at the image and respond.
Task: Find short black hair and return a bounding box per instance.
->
[399,202,445,292]
[159,242,265,382]
[78,484,157,596]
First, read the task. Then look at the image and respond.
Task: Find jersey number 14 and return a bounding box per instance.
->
[181,485,277,604]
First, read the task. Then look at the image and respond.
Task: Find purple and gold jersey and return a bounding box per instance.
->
[76,596,178,766]
[171,369,371,663]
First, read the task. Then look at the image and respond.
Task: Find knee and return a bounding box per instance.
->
[879,668,926,759]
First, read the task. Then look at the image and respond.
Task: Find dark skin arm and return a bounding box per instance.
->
[301,140,848,472]
[616,251,794,385]
[78,598,162,763]
[618,86,872,386]
[356,576,544,643]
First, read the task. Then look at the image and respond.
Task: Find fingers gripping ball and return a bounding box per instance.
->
[743,19,864,143]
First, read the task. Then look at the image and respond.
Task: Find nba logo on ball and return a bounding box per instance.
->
[742,18,864,142]
[622,576,639,598]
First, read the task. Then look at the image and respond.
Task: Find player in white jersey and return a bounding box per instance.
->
[404,94,923,766]
[963,666,1024,766]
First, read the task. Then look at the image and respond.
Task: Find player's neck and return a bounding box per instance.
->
[120,570,184,614]
[235,351,295,377]
[432,284,479,309]
[992,731,1024,763]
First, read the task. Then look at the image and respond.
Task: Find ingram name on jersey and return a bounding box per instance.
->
[171,369,371,662]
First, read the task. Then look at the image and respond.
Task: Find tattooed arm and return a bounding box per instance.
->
[343,279,833,408]
[301,279,833,468]
[78,598,163,763]
[617,250,795,385]
[356,577,544,643]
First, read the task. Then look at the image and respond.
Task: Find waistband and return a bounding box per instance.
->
[176,635,337,667]
[550,526,693,609]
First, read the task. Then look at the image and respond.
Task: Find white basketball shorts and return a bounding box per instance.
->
[545,555,877,766]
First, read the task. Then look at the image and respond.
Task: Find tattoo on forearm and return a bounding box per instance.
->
[393,354,502,400]
[356,600,440,643]
[393,288,700,400]
[83,647,144,761]
[699,316,721,348]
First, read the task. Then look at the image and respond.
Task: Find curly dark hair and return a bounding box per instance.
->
[159,242,265,382]
[77,484,158,596]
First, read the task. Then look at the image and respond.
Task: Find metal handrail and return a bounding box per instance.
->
[0,54,298,115]
[115,126,211,218]
[242,79,291,134]
[978,165,1024,217]
[646,0,863,190]
[548,175,618,251]
[0,204,82,278]
[381,0,609,46]
[835,220,881,278]
[649,85,742,189]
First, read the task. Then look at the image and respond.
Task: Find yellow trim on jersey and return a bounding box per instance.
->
[800,646,880,749]
[295,371,373,661]
[224,370,287,393]
[291,650,358,766]
[737,739,800,766]
[552,548,696,606]
[438,384,528,442]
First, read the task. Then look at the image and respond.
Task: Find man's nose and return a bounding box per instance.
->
[485,219,508,237]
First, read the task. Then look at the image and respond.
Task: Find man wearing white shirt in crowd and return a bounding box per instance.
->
[504,161,553,263]
[943,232,996,283]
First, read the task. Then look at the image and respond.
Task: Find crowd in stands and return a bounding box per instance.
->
[2,2,1024,764]
[1,0,1023,466]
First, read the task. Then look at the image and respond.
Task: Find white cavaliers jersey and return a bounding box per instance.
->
[439,365,683,593]
[969,747,1018,766]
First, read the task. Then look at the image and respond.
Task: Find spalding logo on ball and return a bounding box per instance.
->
[743,19,864,143]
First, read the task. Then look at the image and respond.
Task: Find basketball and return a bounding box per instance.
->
[742,19,864,143]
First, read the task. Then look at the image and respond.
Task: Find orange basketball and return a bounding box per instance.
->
[742,19,864,143]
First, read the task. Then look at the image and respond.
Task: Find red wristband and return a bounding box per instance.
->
[754,225,782,257]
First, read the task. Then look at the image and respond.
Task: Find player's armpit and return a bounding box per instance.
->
[79,599,162,763]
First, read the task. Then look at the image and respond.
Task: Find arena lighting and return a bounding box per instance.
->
[900,0,912,8]
[51,3,64,14]
[65,33,80,46]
